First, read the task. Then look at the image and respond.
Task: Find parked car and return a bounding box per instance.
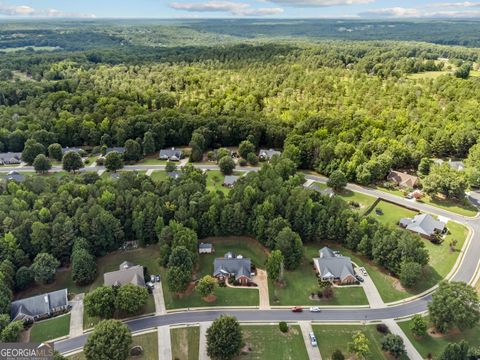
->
[355,275,364,282]
[155,275,161,282]
[309,306,321,312]
[150,275,155,283]
[309,332,317,347]
[146,281,154,289]
[359,267,368,276]
[291,306,303,312]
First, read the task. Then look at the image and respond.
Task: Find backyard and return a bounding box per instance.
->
[29,314,71,343]
[67,331,158,360]
[171,326,200,360]
[312,324,396,360]
[240,325,309,360]
[337,189,377,213]
[269,246,369,306]
[398,317,480,359]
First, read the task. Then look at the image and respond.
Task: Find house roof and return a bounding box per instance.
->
[314,252,354,281]
[104,264,145,287]
[62,147,83,154]
[307,183,335,197]
[0,152,22,161]
[199,243,213,250]
[433,159,465,171]
[159,148,183,159]
[319,247,336,258]
[223,175,239,186]
[6,170,25,182]
[387,170,419,188]
[10,289,68,320]
[399,213,446,237]
[213,257,252,280]
[259,149,281,159]
[167,171,181,179]
[106,147,125,154]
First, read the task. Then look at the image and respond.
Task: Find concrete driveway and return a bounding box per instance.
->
[255,269,270,310]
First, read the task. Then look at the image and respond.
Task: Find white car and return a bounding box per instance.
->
[309,332,318,347]
[309,306,321,312]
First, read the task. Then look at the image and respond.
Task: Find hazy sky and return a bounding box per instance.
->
[1,0,480,19]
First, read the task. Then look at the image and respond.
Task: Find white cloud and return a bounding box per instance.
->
[427,1,480,8]
[0,2,95,18]
[169,1,283,16]
[359,6,480,17]
[265,0,374,7]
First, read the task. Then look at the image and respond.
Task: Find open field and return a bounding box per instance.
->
[367,200,418,226]
[312,324,396,360]
[270,245,368,306]
[240,325,309,360]
[407,71,451,79]
[398,318,480,359]
[29,314,70,343]
[67,331,158,360]
[171,326,200,360]
[337,189,377,213]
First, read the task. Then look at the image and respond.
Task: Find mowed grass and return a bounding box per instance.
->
[29,314,70,343]
[398,318,480,359]
[270,245,368,306]
[171,326,200,360]
[313,324,394,360]
[337,189,377,213]
[162,237,265,309]
[407,71,451,79]
[418,196,477,217]
[67,331,158,360]
[367,200,418,226]
[150,170,169,183]
[241,325,309,360]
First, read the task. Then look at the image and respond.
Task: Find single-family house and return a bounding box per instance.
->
[167,171,181,180]
[199,243,213,254]
[10,289,69,322]
[306,183,335,198]
[223,175,239,188]
[213,253,252,285]
[433,159,465,172]
[387,170,419,188]
[159,148,183,161]
[399,213,446,239]
[104,261,145,287]
[0,152,22,165]
[313,247,356,284]
[105,147,125,155]
[5,170,25,182]
[62,147,83,155]
[258,149,281,161]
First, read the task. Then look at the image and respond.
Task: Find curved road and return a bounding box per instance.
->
[2,165,479,354]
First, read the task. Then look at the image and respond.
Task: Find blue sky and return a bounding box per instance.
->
[1,0,480,18]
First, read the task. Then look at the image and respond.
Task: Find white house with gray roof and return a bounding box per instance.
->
[213,253,252,285]
[223,175,239,188]
[5,170,25,182]
[313,247,356,284]
[10,289,69,322]
[399,213,446,239]
[0,152,22,165]
[259,149,281,161]
[159,148,183,161]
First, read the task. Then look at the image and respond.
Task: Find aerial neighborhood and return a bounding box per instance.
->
[0,15,479,360]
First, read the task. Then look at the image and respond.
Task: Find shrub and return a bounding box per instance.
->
[96,157,105,165]
[238,158,247,167]
[279,321,288,333]
[332,349,345,360]
[376,323,390,334]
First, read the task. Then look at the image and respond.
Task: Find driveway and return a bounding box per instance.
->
[255,269,270,310]
[69,294,84,338]
[299,321,322,360]
[153,283,166,315]
[356,269,384,309]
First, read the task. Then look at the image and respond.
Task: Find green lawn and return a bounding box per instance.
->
[407,71,451,79]
[417,196,477,217]
[367,200,418,226]
[312,324,394,360]
[205,170,244,194]
[150,170,169,183]
[83,295,156,330]
[270,246,368,306]
[29,314,71,343]
[161,236,265,309]
[171,326,200,360]
[67,331,158,360]
[137,157,167,165]
[241,325,309,360]
[337,189,377,213]
[398,318,480,359]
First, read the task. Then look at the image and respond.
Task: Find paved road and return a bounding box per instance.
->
[6,164,477,354]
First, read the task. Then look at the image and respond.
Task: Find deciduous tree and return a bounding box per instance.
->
[206,315,243,360]
[84,320,132,360]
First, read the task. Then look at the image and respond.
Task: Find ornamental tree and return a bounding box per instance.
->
[206,315,243,360]
[84,320,132,360]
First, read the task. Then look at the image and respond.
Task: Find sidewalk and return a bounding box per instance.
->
[299,321,322,360]
[146,169,154,176]
[384,319,422,360]
[157,325,172,360]
[69,294,84,338]
[199,322,211,360]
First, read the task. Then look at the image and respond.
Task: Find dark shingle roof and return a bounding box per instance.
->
[159,148,183,160]
[213,256,251,280]
[223,175,239,186]
[10,289,68,321]
[6,170,25,182]
[104,263,145,287]
[314,248,354,281]
[106,147,125,154]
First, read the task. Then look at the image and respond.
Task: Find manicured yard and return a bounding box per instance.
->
[150,170,169,183]
[83,295,156,330]
[29,314,71,343]
[270,246,368,306]
[337,189,377,213]
[171,326,200,360]
[67,331,158,360]
[241,325,309,360]
[398,318,480,359]
[367,200,418,226]
[161,236,265,309]
[407,70,451,79]
[312,324,393,360]
[418,196,477,217]
[205,170,244,194]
